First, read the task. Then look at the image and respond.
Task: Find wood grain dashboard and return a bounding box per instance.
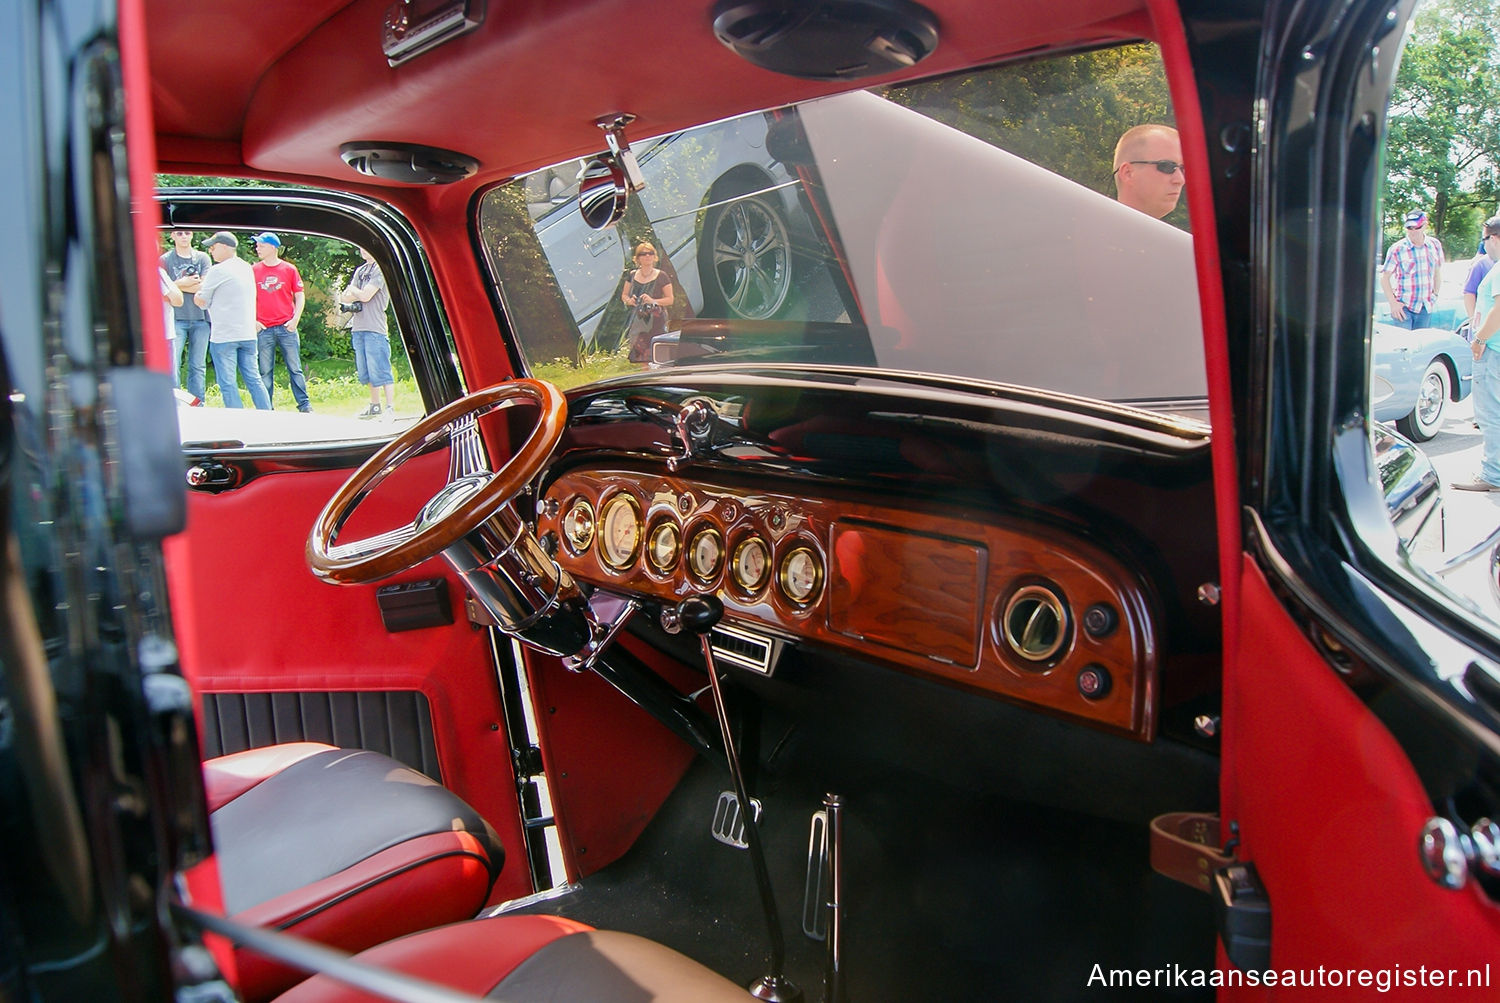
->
[537,468,1158,739]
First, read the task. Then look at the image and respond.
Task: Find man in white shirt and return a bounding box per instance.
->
[194,232,271,410]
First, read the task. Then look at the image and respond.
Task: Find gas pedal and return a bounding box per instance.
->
[711,789,762,848]
[802,808,830,941]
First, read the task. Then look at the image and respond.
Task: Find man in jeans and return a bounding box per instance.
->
[251,232,311,412]
[1380,209,1444,330]
[194,232,271,410]
[338,247,396,418]
[1455,228,1500,491]
[160,229,212,398]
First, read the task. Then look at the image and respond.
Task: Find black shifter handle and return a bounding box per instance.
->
[676,595,724,635]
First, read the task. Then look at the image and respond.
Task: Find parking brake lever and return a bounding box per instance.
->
[664,596,801,1003]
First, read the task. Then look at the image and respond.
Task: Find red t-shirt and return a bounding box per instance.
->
[253,259,304,326]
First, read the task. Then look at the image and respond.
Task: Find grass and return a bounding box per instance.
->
[530,349,644,391]
[200,354,421,414]
[198,346,644,410]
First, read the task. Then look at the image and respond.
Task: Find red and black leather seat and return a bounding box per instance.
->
[275,914,755,1002]
[204,742,504,1001]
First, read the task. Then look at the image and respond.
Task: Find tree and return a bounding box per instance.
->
[1382,0,1500,251]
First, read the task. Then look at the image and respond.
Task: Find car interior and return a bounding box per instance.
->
[4,0,1499,999]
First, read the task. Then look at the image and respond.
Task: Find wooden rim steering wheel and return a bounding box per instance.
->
[307,379,566,584]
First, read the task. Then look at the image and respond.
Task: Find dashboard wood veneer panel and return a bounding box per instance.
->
[538,468,1158,739]
[827,521,984,666]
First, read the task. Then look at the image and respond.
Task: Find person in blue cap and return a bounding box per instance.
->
[1380,209,1445,330]
[251,232,312,412]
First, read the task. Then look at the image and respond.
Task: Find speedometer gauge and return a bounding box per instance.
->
[732,537,770,592]
[688,526,724,581]
[598,494,641,570]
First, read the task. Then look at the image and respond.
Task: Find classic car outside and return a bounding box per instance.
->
[3,1,1499,1003]
[1370,319,1474,440]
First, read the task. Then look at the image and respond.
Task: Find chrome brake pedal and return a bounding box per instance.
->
[711,789,762,849]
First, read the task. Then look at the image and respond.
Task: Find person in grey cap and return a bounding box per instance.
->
[194,232,271,410]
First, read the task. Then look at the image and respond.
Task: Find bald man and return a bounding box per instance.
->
[1112,125,1185,219]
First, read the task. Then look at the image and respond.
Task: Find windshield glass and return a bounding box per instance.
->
[479,45,1204,415]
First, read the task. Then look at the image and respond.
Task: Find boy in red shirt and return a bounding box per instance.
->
[252,232,311,412]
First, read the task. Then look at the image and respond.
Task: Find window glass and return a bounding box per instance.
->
[477,45,1206,420]
[1369,0,1500,621]
[158,227,424,449]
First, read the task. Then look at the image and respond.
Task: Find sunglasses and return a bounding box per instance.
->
[1122,159,1186,175]
[635,251,656,258]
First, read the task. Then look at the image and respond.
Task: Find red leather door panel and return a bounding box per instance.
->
[164,451,534,903]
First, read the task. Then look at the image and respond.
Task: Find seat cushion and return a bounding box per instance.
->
[205,743,505,1000]
[275,915,755,1002]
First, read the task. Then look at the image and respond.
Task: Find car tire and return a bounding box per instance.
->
[1395,359,1451,442]
[698,193,792,320]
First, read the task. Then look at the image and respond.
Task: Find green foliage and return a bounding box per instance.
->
[881,44,1187,229]
[154,179,378,359]
[1382,0,1500,251]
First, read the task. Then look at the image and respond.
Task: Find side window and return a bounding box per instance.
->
[1370,0,1497,620]
[158,226,426,448]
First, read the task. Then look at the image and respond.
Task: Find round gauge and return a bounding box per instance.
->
[598,494,642,570]
[560,498,596,555]
[732,537,771,592]
[647,521,680,573]
[778,546,823,604]
[688,526,724,581]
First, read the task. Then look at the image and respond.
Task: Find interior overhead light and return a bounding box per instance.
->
[711,0,939,80]
[339,142,479,185]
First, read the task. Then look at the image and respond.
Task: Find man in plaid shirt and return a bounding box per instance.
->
[1380,209,1445,330]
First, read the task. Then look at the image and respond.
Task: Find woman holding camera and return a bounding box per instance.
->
[339,247,396,418]
[622,242,674,364]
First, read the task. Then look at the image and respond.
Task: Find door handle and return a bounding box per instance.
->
[185,461,239,491]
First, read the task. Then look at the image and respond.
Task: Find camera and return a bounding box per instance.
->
[635,298,657,318]
[338,301,363,313]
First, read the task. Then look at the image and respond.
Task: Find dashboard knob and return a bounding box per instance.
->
[676,595,724,635]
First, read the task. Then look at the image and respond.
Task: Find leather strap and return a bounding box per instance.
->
[1150,812,1231,893]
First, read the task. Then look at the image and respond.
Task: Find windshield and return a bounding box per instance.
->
[478,45,1205,415]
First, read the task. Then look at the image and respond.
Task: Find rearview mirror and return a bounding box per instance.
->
[577,157,628,230]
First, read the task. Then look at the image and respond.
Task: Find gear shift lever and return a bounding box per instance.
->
[664,596,801,1003]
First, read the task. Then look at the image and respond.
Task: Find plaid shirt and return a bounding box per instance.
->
[1382,235,1445,311]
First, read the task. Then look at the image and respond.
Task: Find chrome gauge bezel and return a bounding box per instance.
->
[687,525,725,582]
[598,493,643,570]
[777,545,823,605]
[646,519,681,574]
[560,497,596,555]
[731,536,771,593]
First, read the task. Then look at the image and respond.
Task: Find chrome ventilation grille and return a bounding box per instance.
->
[1002,585,1068,663]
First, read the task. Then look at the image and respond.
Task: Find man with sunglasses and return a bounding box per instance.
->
[1112,125,1185,219]
[1380,210,1444,330]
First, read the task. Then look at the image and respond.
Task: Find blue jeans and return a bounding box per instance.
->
[352,330,394,387]
[1392,306,1433,330]
[257,324,310,411]
[1476,347,1500,485]
[209,340,272,410]
[173,319,210,398]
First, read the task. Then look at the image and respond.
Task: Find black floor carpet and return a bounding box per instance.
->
[509,752,1214,1002]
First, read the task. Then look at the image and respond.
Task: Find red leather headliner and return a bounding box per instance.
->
[146,0,1152,192]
